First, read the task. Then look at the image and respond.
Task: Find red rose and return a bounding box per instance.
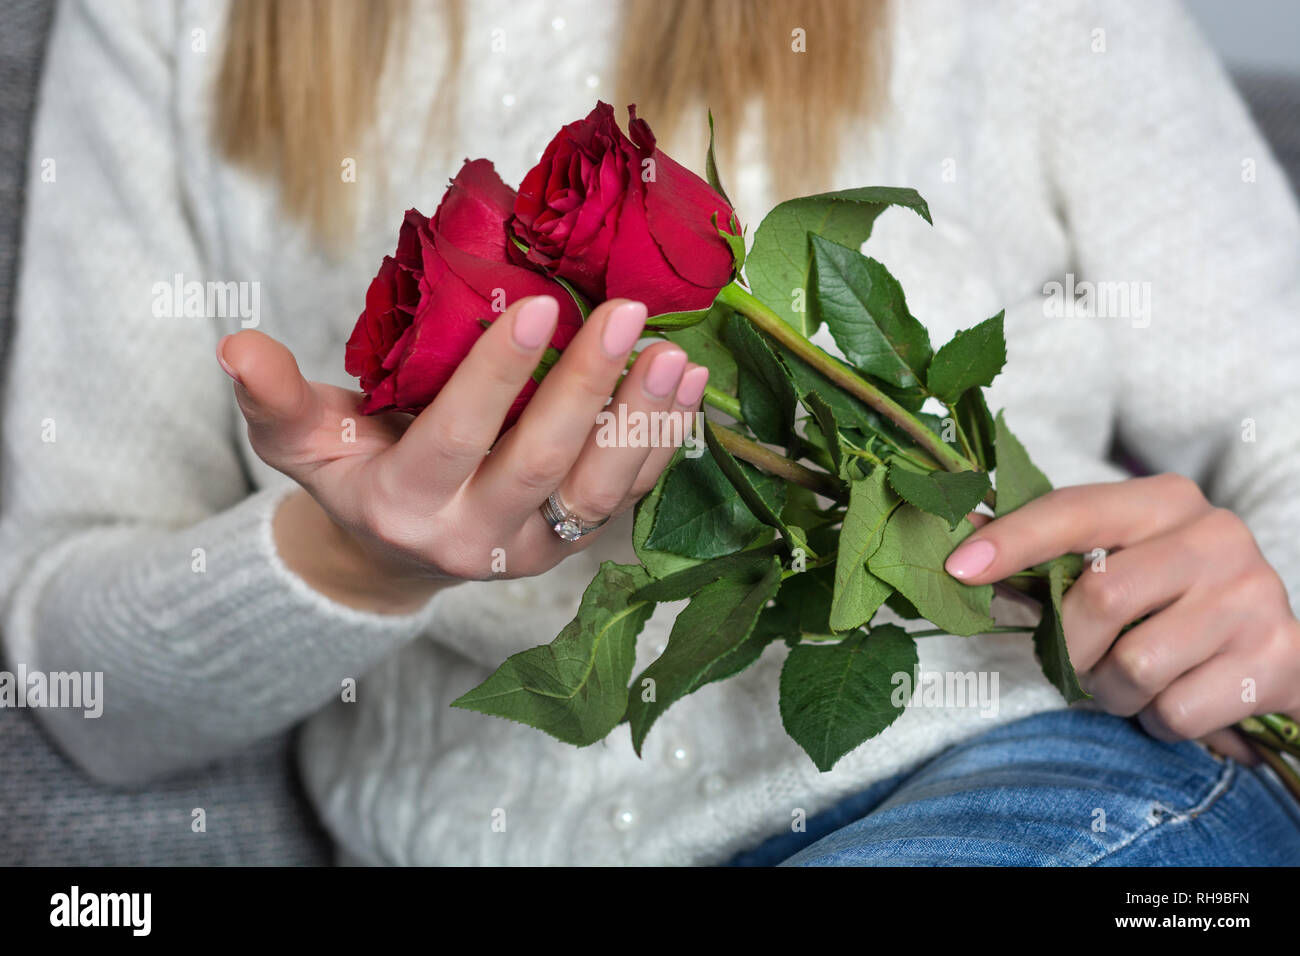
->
[346,159,583,427]
[511,102,738,317]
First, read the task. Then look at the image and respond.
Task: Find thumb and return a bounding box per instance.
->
[217,331,321,462]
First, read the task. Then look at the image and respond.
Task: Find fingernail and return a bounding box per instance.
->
[512,296,559,349]
[644,349,687,398]
[216,335,242,385]
[675,366,709,406]
[601,301,648,356]
[945,539,996,579]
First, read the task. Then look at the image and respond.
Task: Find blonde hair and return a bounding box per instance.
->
[214,0,885,240]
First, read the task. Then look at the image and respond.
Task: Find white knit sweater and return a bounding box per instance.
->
[3,0,1298,865]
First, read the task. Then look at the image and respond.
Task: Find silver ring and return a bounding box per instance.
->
[541,491,608,542]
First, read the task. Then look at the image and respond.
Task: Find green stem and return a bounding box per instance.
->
[1261,713,1300,745]
[716,282,975,474]
[843,446,886,467]
[1241,716,1300,760]
[703,384,742,420]
[907,625,1033,637]
[710,423,844,499]
[946,402,978,462]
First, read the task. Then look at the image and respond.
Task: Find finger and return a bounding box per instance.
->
[550,341,689,521]
[220,330,338,477]
[943,473,1211,585]
[1138,652,1265,743]
[220,332,405,480]
[1081,594,1226,716]
[473,298,648,518]
[504,363,707,571]
[381,295,560,499]
[220,330,317,436]
[629,364,709,498]
[1201,728,1259,765]
[1060,529,1205,675]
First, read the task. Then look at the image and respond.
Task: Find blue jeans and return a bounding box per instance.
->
[729,710,1300,866]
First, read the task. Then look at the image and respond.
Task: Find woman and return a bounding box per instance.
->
[4,0,1299,865]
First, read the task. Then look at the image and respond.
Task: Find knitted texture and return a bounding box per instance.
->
[3,0,1298,865]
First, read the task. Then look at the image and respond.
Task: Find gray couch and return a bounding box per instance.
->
[2,1,1298,865]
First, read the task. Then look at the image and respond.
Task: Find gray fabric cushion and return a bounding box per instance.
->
[0,0,331,867]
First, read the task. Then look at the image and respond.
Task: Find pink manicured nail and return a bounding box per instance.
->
[216,335,242,385]
[675,366,709,406]
[644,349,687,398]
[601,301,648,356]
[945,539,996,579]
[512,296,559,349]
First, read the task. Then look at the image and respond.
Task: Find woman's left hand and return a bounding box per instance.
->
[945,473,1300,762]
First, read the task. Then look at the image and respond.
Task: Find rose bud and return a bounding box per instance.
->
[346,159,583,429]
[511,102,740,317]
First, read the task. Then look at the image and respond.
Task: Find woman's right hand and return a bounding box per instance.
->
[217,296,708,614]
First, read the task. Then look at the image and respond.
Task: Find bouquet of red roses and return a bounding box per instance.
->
[346,102,1300,782]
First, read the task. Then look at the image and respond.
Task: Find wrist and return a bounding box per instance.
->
[273,488,457,615]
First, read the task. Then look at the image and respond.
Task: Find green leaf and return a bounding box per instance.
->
[779,623,918,772]
[553,274,593,320]
[633,452,703,577]
[702,418,790,541]
[705,110,732,206]
[769,338,930,454]
[632,542,783,603]
[687,561,838,690]
[691,628,775,689]
[664,303,738,395]
[781,483,838,532]
[953,388,997,470]
[645,444,782,559]
[779,563,840,639]
[746,186,932,337]
[1033,556,1090,703]
[884,590,923,620]
[450,562,654,745]
[714,212,746,270]
[830,468,898,633]
[768,339,878,434]
[867,505,994,636]
[800,392,843,476]
[994,410,1052,516]
[725,313,797,444]
[530,346,563,385]
[646,307,713,330]
[926,312,1006,403]
[627,556,783,754]
[886,461,991,530]
[810,236,932,389]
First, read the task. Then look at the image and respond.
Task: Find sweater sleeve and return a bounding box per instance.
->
[1037,0,1300,607]
[0,0,443,786]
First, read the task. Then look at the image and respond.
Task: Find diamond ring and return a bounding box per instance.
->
[541,491,609,542]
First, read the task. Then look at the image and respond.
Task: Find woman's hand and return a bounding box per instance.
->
[945,473,1300,760]
[217,296,708,614]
